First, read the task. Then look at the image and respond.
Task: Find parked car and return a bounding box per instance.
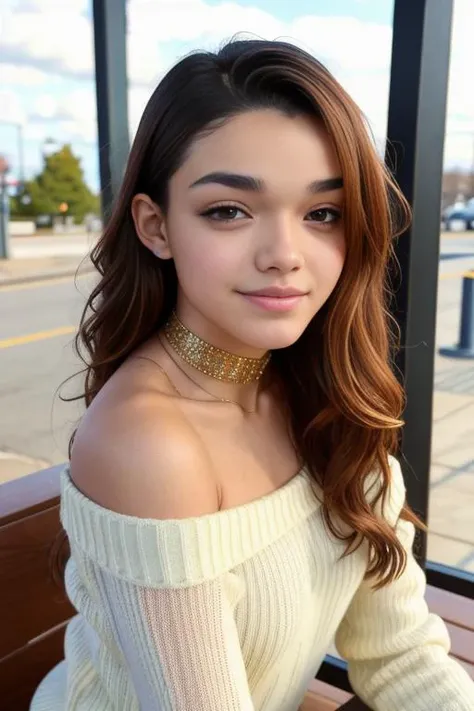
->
[441,200,474,231]
[34,214,53,229]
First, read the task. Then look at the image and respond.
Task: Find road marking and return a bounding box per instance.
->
[0,272,91,293]
[441,232,474,240]
[439,270,473,281]
[0,326,76,350]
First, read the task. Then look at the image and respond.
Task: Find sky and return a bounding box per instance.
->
[1,0,473,193]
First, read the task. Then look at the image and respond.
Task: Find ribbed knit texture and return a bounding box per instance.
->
[31,457,474,711]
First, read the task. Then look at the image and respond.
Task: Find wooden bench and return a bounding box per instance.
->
[1,466,472,711]
[0,465,75,711]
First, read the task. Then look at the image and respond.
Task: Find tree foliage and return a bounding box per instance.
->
[11,143,99,222]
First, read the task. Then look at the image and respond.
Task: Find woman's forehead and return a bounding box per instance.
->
[171,109,342,195]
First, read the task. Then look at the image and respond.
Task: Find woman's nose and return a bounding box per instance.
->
[254,217,304,273]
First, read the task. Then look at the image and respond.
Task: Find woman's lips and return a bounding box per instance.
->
[238,291,307,312]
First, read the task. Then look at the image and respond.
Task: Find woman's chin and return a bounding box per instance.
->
[244,322,308,353]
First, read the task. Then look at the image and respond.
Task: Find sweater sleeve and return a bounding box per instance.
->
[95,567,254,711]
[335,457,474,711]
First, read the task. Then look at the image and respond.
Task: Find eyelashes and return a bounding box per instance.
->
[200,205,247,222]
[306,207,342,224]
[200,203,342,225]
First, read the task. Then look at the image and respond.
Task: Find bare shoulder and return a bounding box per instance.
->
[70,357,220,520]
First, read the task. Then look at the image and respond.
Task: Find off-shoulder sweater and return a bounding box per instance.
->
[30,457,474,710]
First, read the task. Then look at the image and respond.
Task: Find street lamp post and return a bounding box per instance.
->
[17,124,24,185]
[0,121,25,186]
[0,155,11,260]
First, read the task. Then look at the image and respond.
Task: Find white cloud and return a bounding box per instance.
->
[26,84,151,144]
[127,0,283,44]
[291,16,392,73]
[29,88,98,143]
[1,63,49,86]
[435,0,474,170]
[127,34,166,86]
[13,0,88,12]
[57,89,98,142]
[2,4,93,78]
[0,90,27,125]
[445,0,474,130]
[128,85,156,137]
[33,94,59,119]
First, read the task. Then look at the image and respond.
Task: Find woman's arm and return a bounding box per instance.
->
[335,460,474,711]
[95,567,254,710]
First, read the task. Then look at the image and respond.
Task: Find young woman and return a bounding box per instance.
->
[31,39,474,711]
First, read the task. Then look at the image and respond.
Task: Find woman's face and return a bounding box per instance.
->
[144,109,345,356]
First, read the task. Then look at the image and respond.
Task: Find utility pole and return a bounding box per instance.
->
[0,155,10,260]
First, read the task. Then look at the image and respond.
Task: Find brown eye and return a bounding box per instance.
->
[201,205,248,222]
[307,208,341,223]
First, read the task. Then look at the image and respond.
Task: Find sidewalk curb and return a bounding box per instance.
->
[0,265,95,288]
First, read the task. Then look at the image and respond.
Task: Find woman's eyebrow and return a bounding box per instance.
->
[189,172,343,194]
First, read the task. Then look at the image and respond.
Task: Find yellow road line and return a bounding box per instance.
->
[441,232,474,239]
[0,326,76,350]
[439,270,472,280]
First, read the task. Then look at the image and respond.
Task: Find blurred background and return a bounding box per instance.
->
[0,0,473,578]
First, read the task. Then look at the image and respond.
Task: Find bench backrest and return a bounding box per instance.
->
[0,465,75,710]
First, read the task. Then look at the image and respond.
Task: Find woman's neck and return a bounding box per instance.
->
[158,333,266,412]
[158,313,274,412]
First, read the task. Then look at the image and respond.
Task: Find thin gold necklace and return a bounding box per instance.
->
[159,334,258,414]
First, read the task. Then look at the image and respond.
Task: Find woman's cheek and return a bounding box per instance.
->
[175,230,247,285]
[308,237,345,284]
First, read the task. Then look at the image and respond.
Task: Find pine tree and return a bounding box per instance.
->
[13,144,99,223]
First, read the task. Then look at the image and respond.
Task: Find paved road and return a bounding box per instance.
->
[0,273,94,468]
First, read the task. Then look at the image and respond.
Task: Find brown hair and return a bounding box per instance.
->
[62,38,424,590]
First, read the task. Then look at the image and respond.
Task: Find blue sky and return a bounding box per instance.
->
[1,0,472,194]
[205,0,394,24]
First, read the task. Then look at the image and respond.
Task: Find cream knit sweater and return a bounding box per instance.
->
[31,458,474,711]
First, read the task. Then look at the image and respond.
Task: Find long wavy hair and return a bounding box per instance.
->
[61,38,424,590]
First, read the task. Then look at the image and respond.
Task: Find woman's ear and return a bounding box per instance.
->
[131,193,172,259]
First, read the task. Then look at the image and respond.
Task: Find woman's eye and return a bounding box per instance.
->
[201,206,248,222]
[307,208,341,224]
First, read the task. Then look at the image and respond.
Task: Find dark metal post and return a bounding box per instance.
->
[92,0,130,221]
[385,0,454,563]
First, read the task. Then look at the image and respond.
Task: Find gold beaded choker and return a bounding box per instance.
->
[163,311,271,384]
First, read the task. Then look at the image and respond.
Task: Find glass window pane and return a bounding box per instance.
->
[0,0,99,483]
[430,0,474,574]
